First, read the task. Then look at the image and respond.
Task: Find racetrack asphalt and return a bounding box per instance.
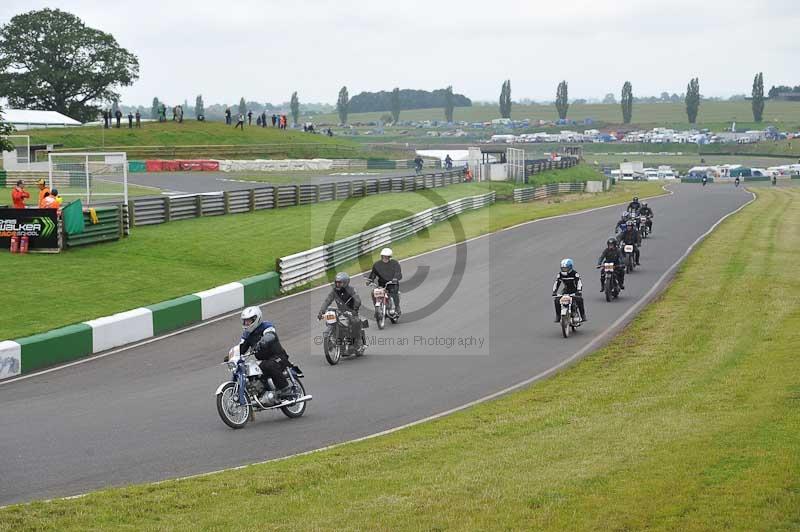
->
[0,183,751,505]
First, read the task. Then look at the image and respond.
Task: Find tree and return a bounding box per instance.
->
[337,86,349,125]
[151,97,160,119]
[290,91,300,126]
[751,72,765,123]
[685,77,700,124]
[499,79,512,119]
[238,97,246,116]
[444,85,455,122]
[111,99,119,116]
[195,95,204,119]
[390,87,401,123]
[0,8,139,122]
[0,106,16,152]
[602,93,616,104]
[556,80,569,119]
[621,81,633,124]
[660,92,670,102]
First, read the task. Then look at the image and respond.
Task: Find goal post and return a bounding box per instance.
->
[2,134,31,169]
[47,152,129,206]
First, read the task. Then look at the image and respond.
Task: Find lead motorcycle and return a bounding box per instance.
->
[554,293,583,338]
[215,346,311,429]
[320,308,368,365]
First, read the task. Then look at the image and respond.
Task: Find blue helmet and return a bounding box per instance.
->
[560,258,574,273]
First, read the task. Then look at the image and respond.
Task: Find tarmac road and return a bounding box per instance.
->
[0,184,751,506]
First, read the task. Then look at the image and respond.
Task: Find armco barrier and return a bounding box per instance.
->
[1,271,282,380]
[128,169,466,227]
[512,181,585,203]
[277,192,496,290]
[65,205,126,247]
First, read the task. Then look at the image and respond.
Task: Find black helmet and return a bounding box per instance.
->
[606,238,616,247]
[633,196,639,202]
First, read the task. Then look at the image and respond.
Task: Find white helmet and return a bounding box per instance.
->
[240,306,262,334]
[380,247,393,258]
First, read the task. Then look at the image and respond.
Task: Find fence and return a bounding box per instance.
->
[512,182,587,202]
[277,191,496,290]
[64,204,129,248]
[127,169,466,226]
[523,157,579,180]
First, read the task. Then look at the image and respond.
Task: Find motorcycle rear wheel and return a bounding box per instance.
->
[216,382,251,429]
[281,379,308,419]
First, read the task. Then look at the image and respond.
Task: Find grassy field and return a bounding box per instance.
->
[17,121,401,160]
[582,154,796,173]
[699,139,800,158]
[3,186,797,531]
[0,169,649,341]
[315,100,800,132]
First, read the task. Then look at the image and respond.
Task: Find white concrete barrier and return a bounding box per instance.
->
[196,282,245,320]
[85,308,154,353]
[0,341,22,379]
[585,180,603,193]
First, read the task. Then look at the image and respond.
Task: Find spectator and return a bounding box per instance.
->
[256,115,262,126]
[327,128,333,137]
[102,109,110,129]
[42,189,61,209]
[235,113,245,130]
[280,114,287,129]
[135,110,141,128]
[115,109,122,128]
[172,106,177,121]
[36,179,51,208]
[225,108,232,125]
[160,104,167,122]
[247,110,253,126]
[271,114,277,127]
[11,180,29,209]
[261,111,267,128]
[127,112,134,128]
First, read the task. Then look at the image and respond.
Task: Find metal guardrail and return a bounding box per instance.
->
[512,181,586,203]
[277,191,496,290]
[524,157,579,179]
[128,169,466,226]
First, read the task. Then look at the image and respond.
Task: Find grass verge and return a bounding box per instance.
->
[2,187,797,531]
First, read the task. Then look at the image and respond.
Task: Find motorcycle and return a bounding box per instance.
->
[734,177,740,188]
[367,280,399,330]
[702,176,708,187]
[599,262,621,302]
[320,308,368,365]
[555,293,583,338]
[622,244,636,273]
[639,215,650,238]
[215,347,311,429]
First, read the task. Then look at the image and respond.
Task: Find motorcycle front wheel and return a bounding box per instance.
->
[216,382,251,429]
[605,276,613,302]
[561,313,570,338]
[376,304,386,330]
[323,331,341,365]
[281,379,307,419]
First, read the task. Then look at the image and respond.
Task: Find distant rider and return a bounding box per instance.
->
[618,219,642,265]
[627,196,641,215]
[232,306,300,405]
[702,175,708,186]
[367,247,402,317]
[318,272,365,354]
[734,176,740,187]
[614,211,630,234]
[444,154,453,170]
[552,258,587,323]
[638,202,654,233]
[414,155,424,174]
[597,238,625,291]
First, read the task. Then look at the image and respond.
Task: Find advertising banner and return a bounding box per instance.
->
[0,208,59,250]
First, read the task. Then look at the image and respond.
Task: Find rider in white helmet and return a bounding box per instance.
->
[367,247,403,316]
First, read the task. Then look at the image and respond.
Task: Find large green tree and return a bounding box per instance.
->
[290,91,300,126]
[151,97,160,119]
[337,86,349,125]
[390,87,401,123]
[621,81,633,124]
[685,77,700,124]
[556,80,569,120]
[238,97,246,116]
[751,72,765,123]
[0,106,16,152]
[444,85,455,122]
[499,80,512,119]
[195,95,204,119]
[0,8,139,122]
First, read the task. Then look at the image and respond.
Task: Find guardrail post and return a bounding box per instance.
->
[348,180,354,198]
[249,188,256,211]
[315,184,320,203]
[273,187,280,208]
[164,197,171,222]
[128,199,136,226]
[223,191,230,214]
[295,185,300,206]
[195,195,203,218]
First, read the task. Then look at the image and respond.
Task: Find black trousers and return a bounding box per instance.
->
[259,357,289,389]
[600,267,625,287]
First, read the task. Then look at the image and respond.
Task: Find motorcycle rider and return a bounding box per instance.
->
[414,155,424,174]
[552,258,587,323]
[232,306,299,405]
[627,196,641,215]
[702,175,708,186]
[318,271,365,354]
[638,202,654,233]
[734,176,741,187]
[367,247,402,317]
[597,238,625,291]
[614,211,630,234]
[444,154,453,170]
[618,219,642,265]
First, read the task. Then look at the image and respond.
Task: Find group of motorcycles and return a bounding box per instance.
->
[556,201,654,338]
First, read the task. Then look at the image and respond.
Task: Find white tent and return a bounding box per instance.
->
[2,108,81,130]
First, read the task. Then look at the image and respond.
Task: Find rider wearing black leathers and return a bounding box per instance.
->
[617,220,642,265]
[318,272,365,353]
[367,247,402,316]
[552,259,587,322]
[614,211,630,234]
[638,202,654,232]
[597,238,625,291]
[627,196,641,215]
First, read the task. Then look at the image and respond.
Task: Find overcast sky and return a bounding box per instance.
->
[1,0,798,106]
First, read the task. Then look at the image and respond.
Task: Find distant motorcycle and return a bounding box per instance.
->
[702,176,708,187]
[622,244,636,273]
[367,280,399,330]
[320,308,368,365]
[554,293,583,338]
[639,215,650,238]
[599,262,621,302]
[215,347,311,429]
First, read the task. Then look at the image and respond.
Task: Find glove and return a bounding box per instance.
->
[391,278,398,284]
[552,291,557,297]
[366,280,371,286]
[223,354,229,362]
[317,312,324,320]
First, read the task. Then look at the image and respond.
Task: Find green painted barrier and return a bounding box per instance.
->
[0,169,6,187]
[18,324,93,373]
[367,159,396,169]
[128,160,146,173]
[147,295,202,335]
[241,272,280,306]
